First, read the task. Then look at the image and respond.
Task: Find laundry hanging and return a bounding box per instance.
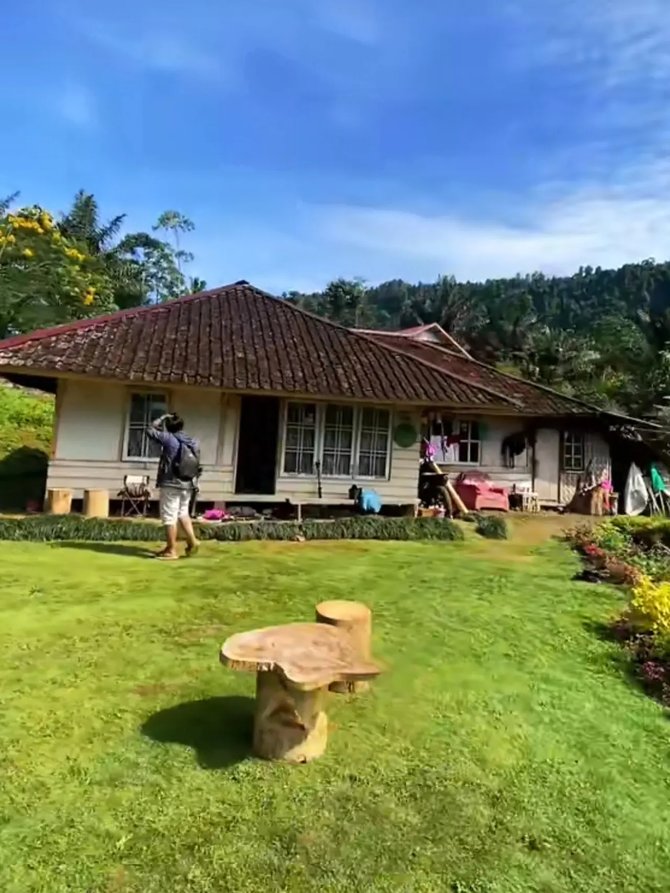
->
[623,463,648,516]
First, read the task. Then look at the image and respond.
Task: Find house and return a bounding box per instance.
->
[0,281,657,512]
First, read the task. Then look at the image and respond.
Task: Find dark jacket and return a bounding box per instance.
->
[146,428,199,490]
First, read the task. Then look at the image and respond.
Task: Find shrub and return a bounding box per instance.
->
[0,514,465,543]
[629,575,670,636]
[474,514,508,540]
[611,516,670,549]
[592,521,632,554]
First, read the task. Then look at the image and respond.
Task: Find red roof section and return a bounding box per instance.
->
[367,332,598,416]
[0,283,520,409]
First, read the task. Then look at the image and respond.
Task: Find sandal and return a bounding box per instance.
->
[155,551,179,561]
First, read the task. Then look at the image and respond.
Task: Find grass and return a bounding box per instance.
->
[1,526,669,892]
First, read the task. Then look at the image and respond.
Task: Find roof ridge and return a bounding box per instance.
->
[261,293,521,406]
[0,284,233,351]
[356,331,520,407]
[254,293,510,401]
[363,325,471,358]
[431,344,661,426]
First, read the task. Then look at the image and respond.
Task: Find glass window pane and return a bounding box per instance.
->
[127,426,144,457]
[127,392,167,458]
[283,403,317,474]
[129,394,147,424]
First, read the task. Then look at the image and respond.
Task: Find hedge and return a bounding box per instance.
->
[610,516,670,549]
[0,514,466,543]
[473,513,509,540]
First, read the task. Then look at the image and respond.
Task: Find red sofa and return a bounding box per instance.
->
[453,472,509,512]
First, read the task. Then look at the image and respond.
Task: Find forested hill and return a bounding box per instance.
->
[285,260,670,420]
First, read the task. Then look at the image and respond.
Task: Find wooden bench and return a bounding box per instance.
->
[220,620,380,763]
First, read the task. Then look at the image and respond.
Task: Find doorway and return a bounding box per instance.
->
[533,428,560,503]
[235,396,281,495]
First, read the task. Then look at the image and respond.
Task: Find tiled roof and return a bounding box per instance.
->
[366,332,599,416]
[0,283,520,409]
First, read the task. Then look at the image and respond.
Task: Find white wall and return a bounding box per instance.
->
[435,417,532,488]
[48,381,610,508]
[47,382,422,505]
[55,380,126,461]
[274,407,422,505]
[49,380,232,500]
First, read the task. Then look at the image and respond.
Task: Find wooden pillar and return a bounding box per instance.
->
[47,489,72,515]
[315,600,372,694]
[83,489,109,519]
[253,671,328,763]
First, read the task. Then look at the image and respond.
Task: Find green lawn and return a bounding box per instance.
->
[1,531,669,893]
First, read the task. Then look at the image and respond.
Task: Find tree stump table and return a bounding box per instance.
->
[220,623,381,764]
[315,600,373,694]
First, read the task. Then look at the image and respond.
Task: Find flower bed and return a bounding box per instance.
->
[568,518,670,707]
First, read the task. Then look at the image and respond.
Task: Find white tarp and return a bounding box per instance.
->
[623,463,648,516]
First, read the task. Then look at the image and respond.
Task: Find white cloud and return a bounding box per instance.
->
[313,159,670,281]
[306,0,381,45]
[53,83,98,130]
[78,21,224,79]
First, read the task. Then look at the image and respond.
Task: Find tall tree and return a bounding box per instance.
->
[0,203,114,338]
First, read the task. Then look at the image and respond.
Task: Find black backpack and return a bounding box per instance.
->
[173,438,201,482]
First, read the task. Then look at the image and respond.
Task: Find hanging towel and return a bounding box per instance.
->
[624,463,648,516]
[651,465,667,494]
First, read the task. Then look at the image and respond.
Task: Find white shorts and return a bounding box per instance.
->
[159,488,192,525]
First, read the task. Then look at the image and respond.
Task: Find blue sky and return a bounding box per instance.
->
[3,0,669,292]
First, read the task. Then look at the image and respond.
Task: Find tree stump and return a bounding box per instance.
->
[220,622,381,763]
[47,488,72,515]
[83,489,109,519]
[254,671,328,763]
[315,600,372,694]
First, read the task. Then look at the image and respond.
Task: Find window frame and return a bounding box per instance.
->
[123,391,170,462]
[280,401,392,481]
[282,401,318,476]
[455,419,481,465]
[562,431,585,472]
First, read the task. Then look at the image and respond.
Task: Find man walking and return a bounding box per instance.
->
[147,413,201,560]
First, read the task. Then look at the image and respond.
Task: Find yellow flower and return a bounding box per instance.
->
[83,291,95,306]
[22,248,34,258]
[6,234,15,244]
[52,231,61,242]
[65,247,86,262]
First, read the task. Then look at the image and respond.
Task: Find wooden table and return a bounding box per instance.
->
[220,623,381,763]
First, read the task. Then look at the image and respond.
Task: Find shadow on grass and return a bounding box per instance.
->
[141,696,255,768]
[53,542,158,558]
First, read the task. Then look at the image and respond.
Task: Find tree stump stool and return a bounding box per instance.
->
[47,488,72,515]
[315,600,373,694]
[220,623,380,764]
[83,489,110,518]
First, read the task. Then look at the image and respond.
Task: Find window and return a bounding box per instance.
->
[457,420,480,464]
[282,402,391,479]
[357,408,391,478]
[126,393,168,459]
[322,405,354,476]
[563,431,585,471]
[283,403,317,474]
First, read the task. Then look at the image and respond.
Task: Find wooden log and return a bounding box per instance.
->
[83,489,109,519]
[253,670,328,763]
[316,600,372,694]
[47,488,72,515]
